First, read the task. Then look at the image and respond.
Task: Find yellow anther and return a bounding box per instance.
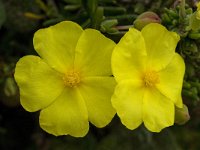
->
[143,70,159,87]
[63,70,80,87]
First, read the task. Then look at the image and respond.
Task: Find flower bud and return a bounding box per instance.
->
[134,11,161,30]
[189,2,200,30]
[196,11,200,20]
[196,2,200,20]
[175,104,190,125]
[1,77,20,107]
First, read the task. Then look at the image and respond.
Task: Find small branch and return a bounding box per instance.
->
[180,0,186,19]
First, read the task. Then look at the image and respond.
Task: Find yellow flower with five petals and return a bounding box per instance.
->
[14,21,116,137]
[111,23,185,132]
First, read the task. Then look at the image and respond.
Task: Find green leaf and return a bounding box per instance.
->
[0,0,6,28]
[91,6,104,29]
[82,0,102,29]
[100,19,118,33]
[63,0,81,4]
[82,0,98,15]
[189,12,200,31]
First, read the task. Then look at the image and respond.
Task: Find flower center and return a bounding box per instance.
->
[142,70,159,87]
[63,70,80,87]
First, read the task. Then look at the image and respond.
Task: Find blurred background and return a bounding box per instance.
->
[0,0,200,149]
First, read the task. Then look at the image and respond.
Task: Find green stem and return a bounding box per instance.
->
[180,0,186,19]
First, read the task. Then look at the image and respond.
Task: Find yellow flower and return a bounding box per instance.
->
[14,21,116,137]
[111,23,185,132]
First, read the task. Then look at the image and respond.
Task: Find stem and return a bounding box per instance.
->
[178,0,188,36]
[115,25,133,30]
[180,0,186,19]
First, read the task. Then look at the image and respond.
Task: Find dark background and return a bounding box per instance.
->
[0,0,200,149]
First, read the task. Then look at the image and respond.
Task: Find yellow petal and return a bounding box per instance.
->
[33,21,83,73]
[14,56,65,112]
[111,80,144,130]
[156,53,185,108]
[39,87,89,137]
[79,77,116,127]
[141,23,180,71]
[74,29,116,76]
[143,88,174,132]
[112,28,147,82]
